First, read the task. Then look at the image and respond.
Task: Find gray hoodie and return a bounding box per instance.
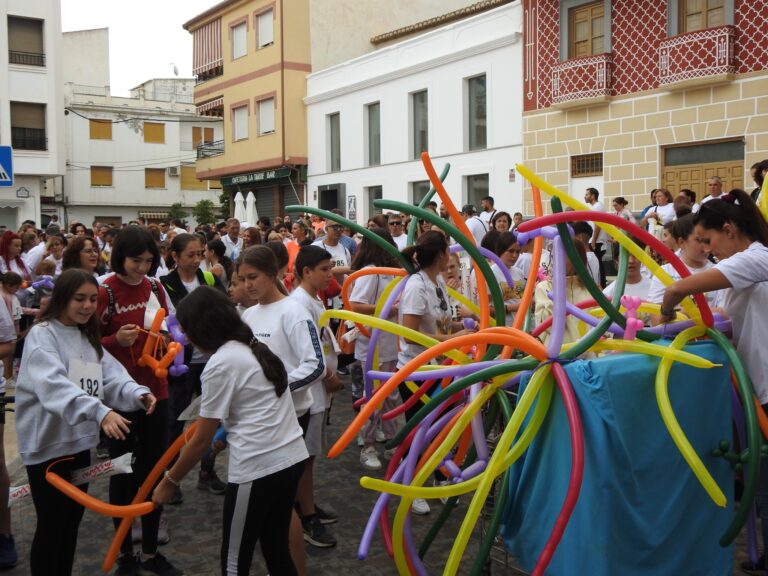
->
[15,319,150,465]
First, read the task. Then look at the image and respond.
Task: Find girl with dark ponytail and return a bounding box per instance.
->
[153,286,307,575]
[662,189,768,569]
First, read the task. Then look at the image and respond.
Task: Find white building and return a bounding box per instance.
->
[305,2,523,224]
[61,29,223,228]
[0,0,65,231]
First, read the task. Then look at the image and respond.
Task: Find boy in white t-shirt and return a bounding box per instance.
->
[289,246,343,549]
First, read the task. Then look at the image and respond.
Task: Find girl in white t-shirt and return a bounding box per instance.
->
[487,232,525,327]
[660,189,768,571]
[153,286,307,576]
[649,214,721,323]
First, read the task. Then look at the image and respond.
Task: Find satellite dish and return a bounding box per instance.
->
[170,63,179,76]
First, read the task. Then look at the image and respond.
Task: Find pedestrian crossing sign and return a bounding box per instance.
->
[0,147,12,187]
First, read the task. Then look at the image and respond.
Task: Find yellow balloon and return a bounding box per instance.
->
[446,286,497,327]
[759,171,768,221]
[655,326,727,507]
[589,339,720,369]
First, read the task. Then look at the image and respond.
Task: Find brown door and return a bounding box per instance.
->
[662,160,743,203]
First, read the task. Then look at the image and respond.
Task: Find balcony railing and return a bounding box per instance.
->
[552,53,613,108]
[11,127,47,151]
[9,50,45,67]
[658,25,736,89]
[197,140,224,159]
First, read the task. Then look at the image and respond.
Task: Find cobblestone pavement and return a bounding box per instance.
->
[2,380,757,575]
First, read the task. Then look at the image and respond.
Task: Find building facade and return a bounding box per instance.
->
[305,2,524,223]
[0,0,65,230]
[61,29,222,228]
[184,0,310,222]
[522,0,768,214]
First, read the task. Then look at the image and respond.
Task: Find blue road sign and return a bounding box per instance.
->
[0,147,12,188]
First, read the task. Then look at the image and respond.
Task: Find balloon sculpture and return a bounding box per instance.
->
[284,152,761,575]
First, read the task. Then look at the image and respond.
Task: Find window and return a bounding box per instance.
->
[366,185,382,218]
[257,9,274,48]
[10,102,46,150]
[571,153,603,177]
[680,0,725,33]
[181,166,207,191]
[366,102,381,167]
[144,122,165,144]
[329,113,341,172]
[467,75,486,151]
[90,166,113,187]
[89,119,112,140]
[233,106,249,141]
[8,16,44,66]
[569,1,605,58]
[145,168,166,189]
[232,21,247,59]
[411,180,431,204]
[258,98,275,135]
[192,127,214,149]
[466,174,489,208]
[412,90,428,160]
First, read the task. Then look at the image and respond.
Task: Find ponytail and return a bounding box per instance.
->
[248,337,288,397]
[695,188,768,247]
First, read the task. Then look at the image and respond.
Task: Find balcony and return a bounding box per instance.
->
[551,53,613,109]
[11,127,47,151]
[9,50,45,67]
[658,26,736,90]
[197,140,224,159]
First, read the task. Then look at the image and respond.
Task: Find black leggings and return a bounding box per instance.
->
[26,450,90,576]
[220,460,305,576]
[108,400,169,556]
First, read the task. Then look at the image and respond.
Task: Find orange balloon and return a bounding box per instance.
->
[512,185,544,331]
[341,267,407,338]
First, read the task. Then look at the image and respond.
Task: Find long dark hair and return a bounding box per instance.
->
[62,236,98,271]
[351,227,400,270]
[175,287,287,396]
[37,269,103,359]
[695,188,768,247]
[207,238,234,281]
[401,230,448,270]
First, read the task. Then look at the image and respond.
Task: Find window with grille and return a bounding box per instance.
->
[569,1,605,58]
[571,153,603,177]
[467,75,486,151]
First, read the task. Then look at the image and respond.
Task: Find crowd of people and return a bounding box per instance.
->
[1,173,768,574]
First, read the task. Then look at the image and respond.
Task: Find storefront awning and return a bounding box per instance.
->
[139,211,169,220]
[196,97,223,116]
[221,167,291,187]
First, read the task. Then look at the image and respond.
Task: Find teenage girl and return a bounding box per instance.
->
[15,269,156,576]
[96,227,182,576]
[660,189,768,571]
[152,287,307,576]
[160,233,227,496]
[489,231,525,326]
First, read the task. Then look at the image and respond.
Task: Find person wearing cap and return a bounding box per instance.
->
[462,204,488,246]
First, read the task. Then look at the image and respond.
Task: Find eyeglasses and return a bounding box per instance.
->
[80,248,99,254]
[389,221,403,226]
[328,224,343,231]
[435,286,448,311]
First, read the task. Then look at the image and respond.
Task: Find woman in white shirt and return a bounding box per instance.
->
[660,189,768,572]
[153,286,307,576]
[639,188,676,231]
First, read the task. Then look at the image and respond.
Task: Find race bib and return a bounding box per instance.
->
[68,358,104,400]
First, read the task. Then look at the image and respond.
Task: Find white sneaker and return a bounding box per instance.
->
[356,433,365,448]
[360,446,382,471]
[374,428,386,443]
[411,498,430,515]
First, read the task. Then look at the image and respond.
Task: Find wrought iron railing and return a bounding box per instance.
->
[9,50,45,66]
[11,127,47,151]
[197,140,224,158]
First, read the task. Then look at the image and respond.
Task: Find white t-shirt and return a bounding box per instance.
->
[199,340,308,484]
[398,271,453,368]
[222,234,244,261]
[603,277,653,301]
[589,201,608,243]
[514,252,533,281]
[479,210,497,226]
[349,266,398,363]
[465,217,488,246]
[312,240,350,269]
[289,286,335,414]
[586,251,601,286]
[241,298,324,417]
[715,242,768,402]
[647,203,676,225]
[647,260,722,308]
[700,194,722,205]
[392,234,408,251]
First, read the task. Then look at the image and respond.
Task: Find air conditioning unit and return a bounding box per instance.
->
[167,166,180,177]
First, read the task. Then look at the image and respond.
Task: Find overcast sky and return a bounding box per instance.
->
[61,0,217,95]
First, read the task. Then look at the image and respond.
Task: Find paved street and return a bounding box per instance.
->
[1,380,757,575]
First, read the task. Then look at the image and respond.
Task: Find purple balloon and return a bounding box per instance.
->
[547,235,567,359]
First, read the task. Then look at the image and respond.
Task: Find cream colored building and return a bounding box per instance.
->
[184,0,311,221]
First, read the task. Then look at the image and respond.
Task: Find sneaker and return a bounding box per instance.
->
[198,470,227,495]
[140,552,184,576]
[360,446,382,471]
[0,534,18,569]
[115,553,140,576]
[433,478,454,505]
[314,505,338,525]
[742,555,765,575]
[96,439,109,459]
[302,515,337,548]
[158,512,170,545]
[131,518,142,544]
[337,365,350,376]
[167,485,183,506]
[411,498,430,515]
[356,433,365,448]
[374,428,386,443]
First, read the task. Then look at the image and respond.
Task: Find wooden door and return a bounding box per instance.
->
[662,160,743,203]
